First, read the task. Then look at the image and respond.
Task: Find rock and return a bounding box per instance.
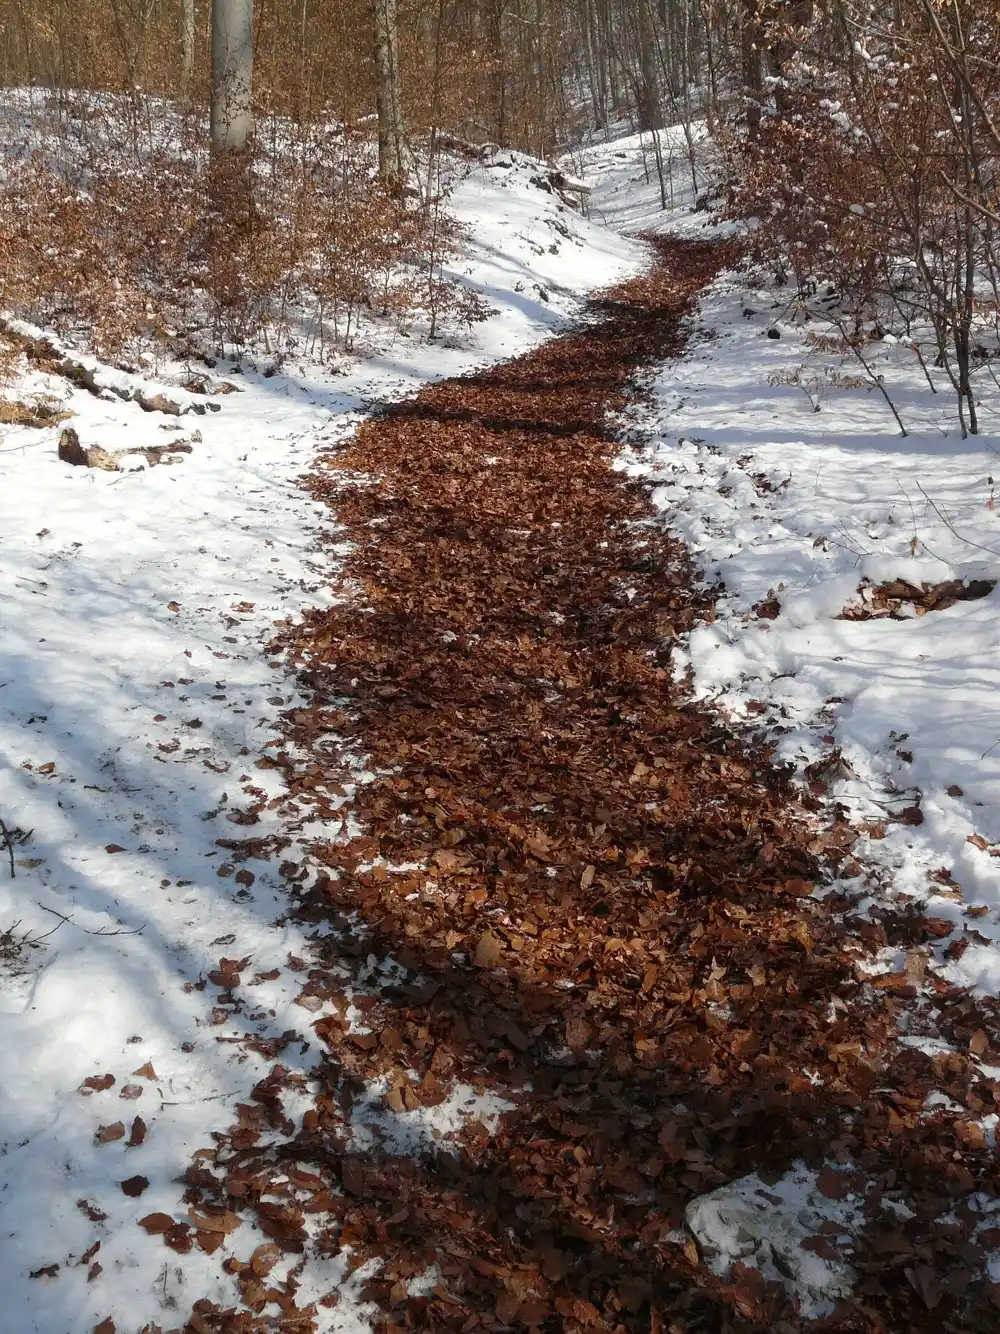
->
[85,446,121,472]
[58,426,88,466]
[136,391,183,415]
[684,1165,862,1318]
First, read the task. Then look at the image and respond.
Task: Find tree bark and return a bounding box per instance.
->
[373,0,405,189]
[211,0,254,154]
[181,0,196,96]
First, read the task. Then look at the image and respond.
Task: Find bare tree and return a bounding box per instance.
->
[211,0,254,153]
[181,0,196,95]
[373,0,405,188]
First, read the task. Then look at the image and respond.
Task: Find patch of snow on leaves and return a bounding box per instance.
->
[685,1163,863,1318]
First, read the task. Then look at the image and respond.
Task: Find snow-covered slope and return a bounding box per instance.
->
[0,154,646,1334]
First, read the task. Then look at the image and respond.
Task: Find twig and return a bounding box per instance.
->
[915,482,1000,559]
[36,903,145,937]
[0,817,14,879]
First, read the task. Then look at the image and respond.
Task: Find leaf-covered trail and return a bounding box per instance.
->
[183,240,1000,1334]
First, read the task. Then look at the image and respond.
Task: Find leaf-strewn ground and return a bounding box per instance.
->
[179,240,1000,1334]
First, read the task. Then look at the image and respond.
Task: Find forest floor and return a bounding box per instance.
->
[3,138,1000,1334]
[175,239,999,1334]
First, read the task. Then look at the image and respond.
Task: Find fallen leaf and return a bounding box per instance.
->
[93,1320,115,1334]
[127,1116,147,1147]
[104,844,126,854]
[29,1264,59,1279]
[474,929,502,968]
[132,1062,157,1080]
[120,1175,149,1198]
[81,1074,115,1094]
[566,1015,591,1050]
[816,1166,854,1200]
[341,1157,365,1195]
[250,1243,281,1276]
[138,1213,175,1235]
[119,1084,143,1100]
[188,1208,242,1234]
[96,1122,126,1144]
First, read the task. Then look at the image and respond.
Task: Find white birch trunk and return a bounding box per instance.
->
[211,0,254,154]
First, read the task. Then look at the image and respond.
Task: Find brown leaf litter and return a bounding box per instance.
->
[163,239,1000,1334]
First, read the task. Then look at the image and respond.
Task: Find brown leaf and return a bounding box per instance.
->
[188,1208,242,1234]
[250,1243,281,1276]
[781,877,815,897]
[127,1116,147,1147]
[341,1157,365,1195]
[120,1175,149,1198]
[474,929,502,968]
[119,1084,143,1101]
[970,1028,990,1055]
[565,1015,591,1050]
[96,1122,126,1144]
[196,1229,225,1254]
[164,1223,192,1253]
[81,1074,115,1093]
[30,1264,60,1279]
[132,1062,157,1080]
[580,863,595,889]
[138,1213,176,1235]
[93,1320,115,1334]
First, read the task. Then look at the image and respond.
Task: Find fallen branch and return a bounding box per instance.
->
[0,817,14,879]
[37,903,145,937]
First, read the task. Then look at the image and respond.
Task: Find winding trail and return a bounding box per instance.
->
[183,240,999,1334]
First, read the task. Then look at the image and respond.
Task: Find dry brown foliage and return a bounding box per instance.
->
[149,239,1000,1334]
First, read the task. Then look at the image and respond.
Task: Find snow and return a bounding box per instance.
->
[0,152,645,1332]
[685,1163,862,1317]
[616,271,1000,972]
[9,105,1000,1328]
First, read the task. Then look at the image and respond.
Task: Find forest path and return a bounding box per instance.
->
[181,240,999,1334]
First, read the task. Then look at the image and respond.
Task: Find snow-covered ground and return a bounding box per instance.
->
[9,110,1000,1328]
[567,126,1000,1315]
[0,153,645,1333]
[576,125,1000,995]
[620,270,1000,988]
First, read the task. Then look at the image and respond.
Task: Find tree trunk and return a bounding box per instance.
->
[210,0,254,154]
[181,0,196,96]
[373,0,405,190]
